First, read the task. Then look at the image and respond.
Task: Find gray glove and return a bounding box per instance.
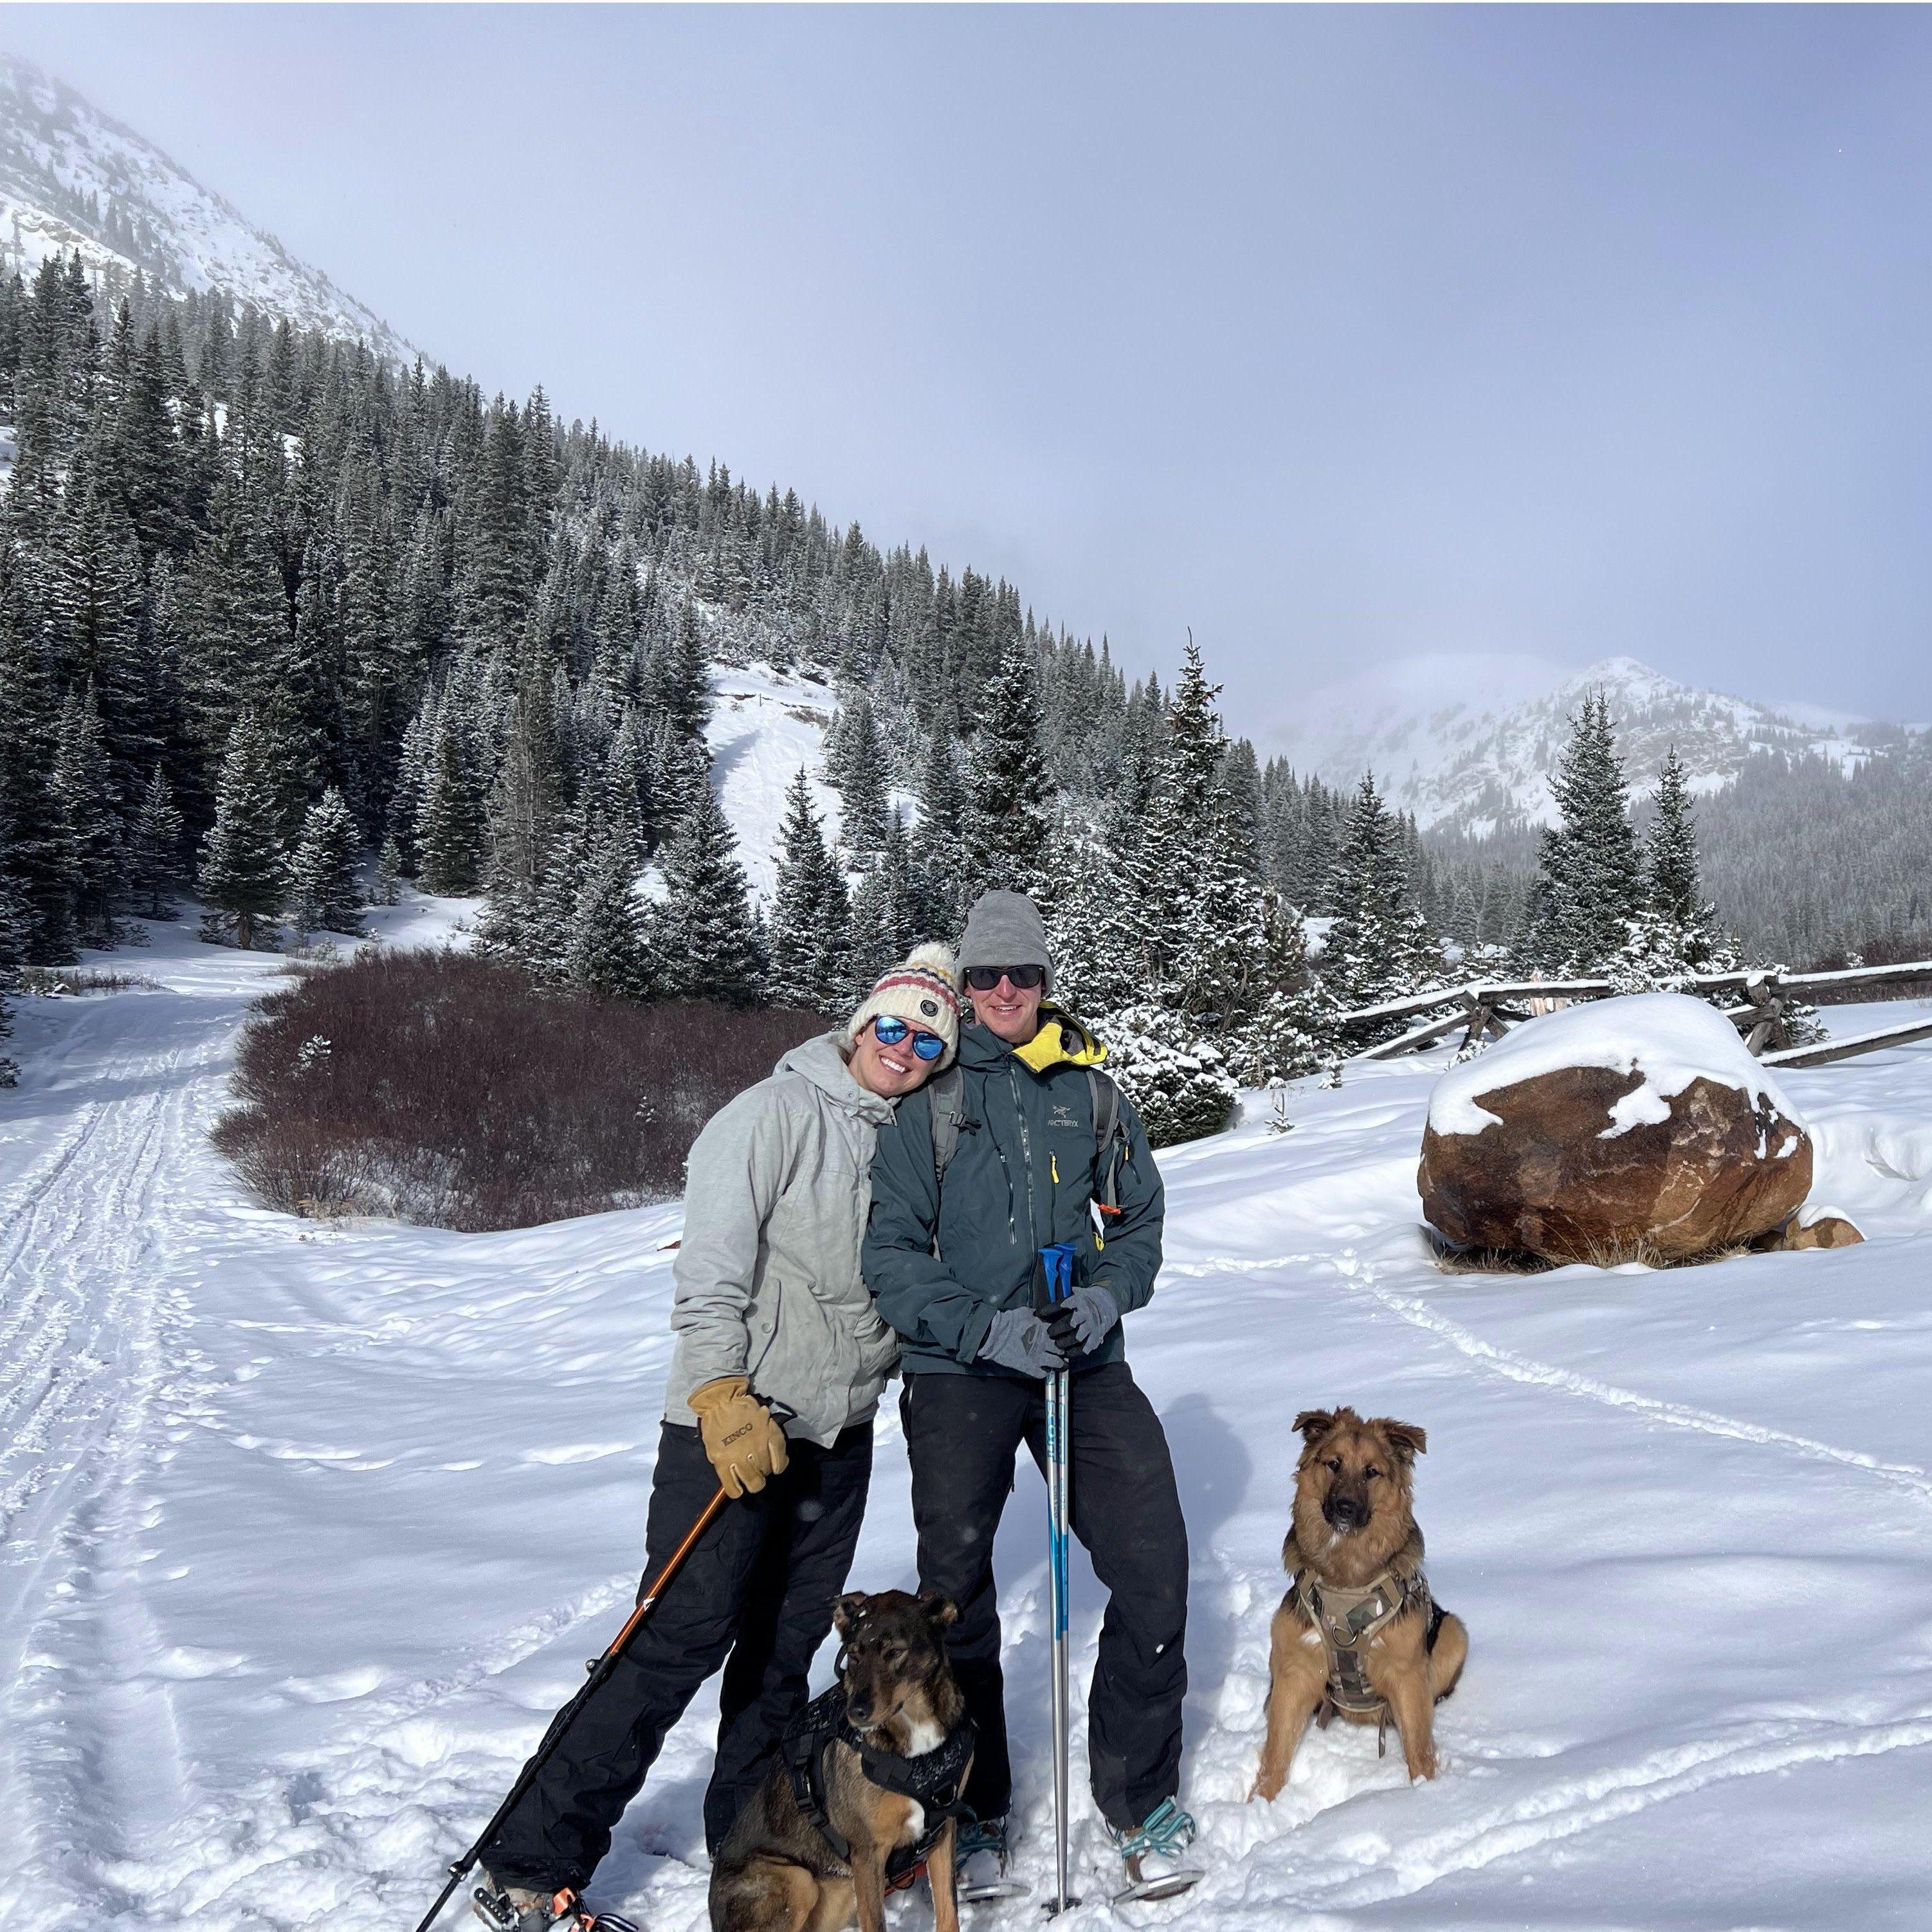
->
[978,1308,1068,1378]
[1044,1283,1120,1357]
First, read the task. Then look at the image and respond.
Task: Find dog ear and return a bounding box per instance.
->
[1293,1409,1336,1444]
[832,1592,868,1636]
[917,1589,960,1629]
[1370,1417,1427,1462]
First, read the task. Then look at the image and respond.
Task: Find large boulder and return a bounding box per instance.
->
[1419,992,1812,1264]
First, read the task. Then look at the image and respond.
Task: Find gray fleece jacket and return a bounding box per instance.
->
[664,1032,902,1447]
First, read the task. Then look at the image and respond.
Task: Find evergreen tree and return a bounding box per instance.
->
[478,676,564,949]
[846,808,921,996]
[1322,772,1440,1011]
[50,685,126,943]
[766,769,850,1014]
[416,715,486,895]
[1529,693,1646,973]
[197,712,285,949]
[128,764,185,918]
[962,637,1052,897]
[832,692,891,867]
[657,781,763,1005]
[373,834,403,907]
[287,787,364,936]
[1648,745,1705,936]
[560,821,657,1001]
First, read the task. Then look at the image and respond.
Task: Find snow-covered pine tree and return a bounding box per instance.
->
[767,769,852,1014]
[477,678,563,952]
[416,714,486,895]
[1322,771,1441,1012]
[374,835,403,907]
[1645,744,1715,964]
[50,686,127,945]
[1529,692,1646,974]
[657,780,763,1005]
[911,730,970,940]
[0,815,28,1086]
[286,787,364,936]
[197,712,285,949]
[962,638,1053,898]
[560,819,657,1001]
[847,808,922,996]
[128,765,185,919]
[832,693,890,868]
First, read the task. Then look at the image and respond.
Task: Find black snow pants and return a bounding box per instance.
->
[899,1362,1188,1833]
[481,1417,873,1890]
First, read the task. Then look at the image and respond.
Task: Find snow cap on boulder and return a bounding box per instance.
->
[1420,992,1814,1265]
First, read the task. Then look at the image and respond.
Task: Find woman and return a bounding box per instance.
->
[475,943,963,1932]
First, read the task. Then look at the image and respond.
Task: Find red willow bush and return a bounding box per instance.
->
[212,948,825,1231]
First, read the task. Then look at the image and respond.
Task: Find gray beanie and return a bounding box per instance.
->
[958,889,1054,995]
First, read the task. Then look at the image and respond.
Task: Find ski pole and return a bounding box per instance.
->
[1036,1243,1080,1917]
[412,1483,730,1932]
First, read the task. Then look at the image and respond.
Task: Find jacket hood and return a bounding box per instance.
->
[960,1006,1109,1074]
[774,1030,897,1123]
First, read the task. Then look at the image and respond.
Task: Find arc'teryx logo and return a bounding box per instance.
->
[1049,1102,1079,1131]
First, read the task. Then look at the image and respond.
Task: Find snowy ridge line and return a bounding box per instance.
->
[1329,1254,1932,1502]
[1270,1710,1932,1911]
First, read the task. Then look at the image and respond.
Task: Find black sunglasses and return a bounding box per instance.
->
[964,965,1046,992]
[871,1015,947,1061]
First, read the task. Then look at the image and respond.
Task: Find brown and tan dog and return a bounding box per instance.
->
[1250,1407,1468,1799]
[709,1590,972,1932]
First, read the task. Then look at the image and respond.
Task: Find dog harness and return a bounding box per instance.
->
[781,1684,977,1884]
[1293,1565,1444,1756]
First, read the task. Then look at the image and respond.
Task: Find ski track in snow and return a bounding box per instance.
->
[4,930,1932,1929]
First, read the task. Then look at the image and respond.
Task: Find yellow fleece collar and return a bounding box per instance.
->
[1012,1008,1109,1073]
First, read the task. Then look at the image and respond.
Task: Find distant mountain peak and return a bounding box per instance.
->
[1268,650,1888,835]
[0,50,418,360]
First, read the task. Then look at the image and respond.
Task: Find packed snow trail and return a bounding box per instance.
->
[4,924,1932,1929]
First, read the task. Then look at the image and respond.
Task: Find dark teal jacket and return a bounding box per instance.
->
[862,1013,1165,1378]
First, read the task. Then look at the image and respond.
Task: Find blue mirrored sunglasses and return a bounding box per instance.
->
[872,1014,947,1061]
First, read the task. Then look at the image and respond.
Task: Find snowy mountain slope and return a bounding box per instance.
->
[703,661,915,904]
[1268,652,1891,834]
[0,51,416,359]
[6,916,1932,1929]
[705,665,844,902]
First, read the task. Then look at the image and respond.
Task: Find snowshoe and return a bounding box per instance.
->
[955,1815,1031,1904]
[1108,1800,1203,1905]
[471,1874,639,1932]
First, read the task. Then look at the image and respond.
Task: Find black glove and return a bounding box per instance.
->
[1044,1283,1120,1356]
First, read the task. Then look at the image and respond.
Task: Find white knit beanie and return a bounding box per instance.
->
[841,943,963,1068]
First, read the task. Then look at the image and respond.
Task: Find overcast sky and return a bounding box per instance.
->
[8,5,1932,729]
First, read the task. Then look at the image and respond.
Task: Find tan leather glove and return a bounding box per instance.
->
[687,1376,790,1497]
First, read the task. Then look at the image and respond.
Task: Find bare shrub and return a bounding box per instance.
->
[211,949,825,1231]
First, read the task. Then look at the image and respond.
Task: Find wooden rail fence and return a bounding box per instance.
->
[1337,960,1932,1067]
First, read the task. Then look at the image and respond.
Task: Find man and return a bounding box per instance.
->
[474,945,961,1932]
[862,890,1198,1902]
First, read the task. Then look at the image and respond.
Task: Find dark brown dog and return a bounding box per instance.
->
[709,1590,971,1932]
[1250,1407,1468,1798]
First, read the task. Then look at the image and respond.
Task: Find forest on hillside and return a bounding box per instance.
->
[0,252,1924,1127]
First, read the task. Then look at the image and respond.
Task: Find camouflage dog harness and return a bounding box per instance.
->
[1293,1565,1443,1755]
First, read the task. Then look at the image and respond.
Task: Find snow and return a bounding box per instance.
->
[5,918,1932,1929]
[704,663,843,903]
[701,660,913,906]
[0,54,418,361]
[1266,652,1893,835]
[1426,992,1801,1143]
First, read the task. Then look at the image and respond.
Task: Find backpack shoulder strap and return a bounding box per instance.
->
[927,1064,965,1185]
[1086,1066,1126,1217]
